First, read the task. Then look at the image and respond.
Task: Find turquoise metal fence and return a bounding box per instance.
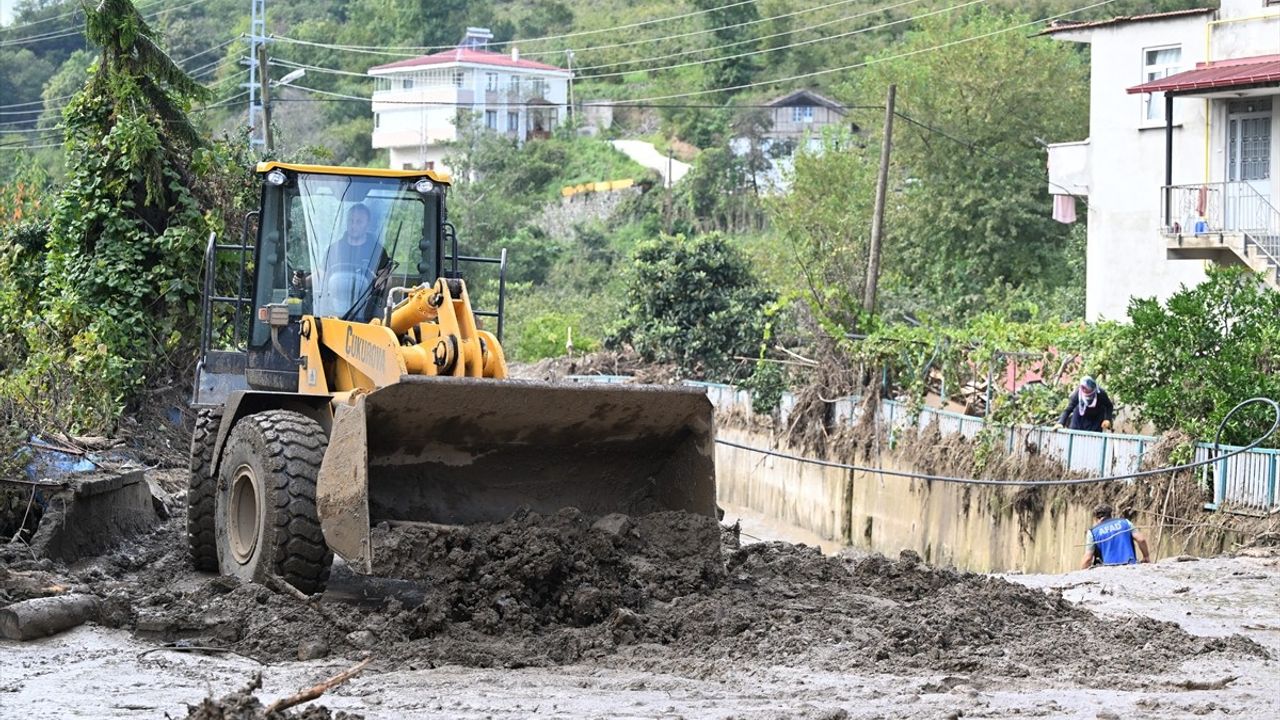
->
[566,376,1279,513]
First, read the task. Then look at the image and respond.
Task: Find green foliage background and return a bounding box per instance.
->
[4,0,1275,452]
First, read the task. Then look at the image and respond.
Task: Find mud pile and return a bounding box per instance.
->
[100,509,1266,680]
[369,509,724,630]
[643,544,1265,678]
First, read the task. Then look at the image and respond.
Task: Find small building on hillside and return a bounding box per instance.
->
[729,89,858,194]
[1044,1,1280,321]
[368,27,572,174]
[761,89,852,150]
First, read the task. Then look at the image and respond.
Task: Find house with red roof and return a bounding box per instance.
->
[1043,0,1279,321]
[368,28,572,174]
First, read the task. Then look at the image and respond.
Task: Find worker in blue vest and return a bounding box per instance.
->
[1080,503,1151,569]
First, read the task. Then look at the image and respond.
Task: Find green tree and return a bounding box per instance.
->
[1108,266,1280,448]
[611,232,774,380]
[768,127,877,331]
[848,6,1090,321]
[693,0,761,92]
[0,0,218,430]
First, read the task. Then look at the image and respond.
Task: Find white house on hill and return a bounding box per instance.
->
[1044,1,1280,321]
[368,28,571,175]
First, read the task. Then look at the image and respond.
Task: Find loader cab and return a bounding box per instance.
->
[246,163,450,392]
[192,163,452,402]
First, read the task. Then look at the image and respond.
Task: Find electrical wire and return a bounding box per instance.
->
[0,37,242,129]
[0,0,165,33]
[0,0,210,48]
[273,83,884,111]
[562,0,919,60]
[892,108,1094,209]
[717,397,1280,488]
[580,0,983,81]
[621,0,1120,103]
[574,0,930,72]
[271,0,766,56]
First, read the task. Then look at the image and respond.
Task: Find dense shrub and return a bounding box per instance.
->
[611,232,773,380]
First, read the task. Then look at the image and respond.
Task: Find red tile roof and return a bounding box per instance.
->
[369,48,568,74]
[1039,7,1215,35]
[1128,54,1280,95]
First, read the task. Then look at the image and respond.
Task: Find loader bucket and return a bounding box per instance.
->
[315,376,717,574]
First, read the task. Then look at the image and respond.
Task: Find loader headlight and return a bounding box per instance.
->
[414,178,436,194]
[266,168,288,186]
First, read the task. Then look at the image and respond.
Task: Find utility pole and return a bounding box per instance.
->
[245,0,266,150]
[863,83,895,315]
[566,49,575,127]
[257,42,273,152]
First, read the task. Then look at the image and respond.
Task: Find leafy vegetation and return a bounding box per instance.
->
[2,0,1272,453]
[1110,266,1280,448]
[611,232,772,380]
[1,0,253,431]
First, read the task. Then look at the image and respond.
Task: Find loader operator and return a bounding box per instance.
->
[293,203,392,320]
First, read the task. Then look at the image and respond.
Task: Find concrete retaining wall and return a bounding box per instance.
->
[716,424,1226,574]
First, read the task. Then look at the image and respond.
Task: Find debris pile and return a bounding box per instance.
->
[182,676,363,720]
[76,508,1265,678]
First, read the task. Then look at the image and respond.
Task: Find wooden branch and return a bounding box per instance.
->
[266,656,372,714]
[1171,676,1237,691]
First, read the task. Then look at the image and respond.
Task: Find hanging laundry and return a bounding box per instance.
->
[1052,194,1077,224]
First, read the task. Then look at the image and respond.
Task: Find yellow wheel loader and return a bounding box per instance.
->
[187,163,717,594]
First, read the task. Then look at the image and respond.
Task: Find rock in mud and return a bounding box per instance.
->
[297,639,329,661]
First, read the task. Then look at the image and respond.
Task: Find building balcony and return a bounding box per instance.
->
[1160,182,1280,288]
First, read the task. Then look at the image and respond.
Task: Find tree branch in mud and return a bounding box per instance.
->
[1171,676,1238,691]
[265,656,373,714]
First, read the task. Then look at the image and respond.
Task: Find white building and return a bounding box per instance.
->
[1045,1,1280,321]
[368,28,572,175]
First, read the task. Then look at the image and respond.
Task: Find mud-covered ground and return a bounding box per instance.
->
[2,469,1278,718]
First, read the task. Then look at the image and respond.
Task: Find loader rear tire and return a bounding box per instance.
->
[187,408,222,572]
[214,410,332,595]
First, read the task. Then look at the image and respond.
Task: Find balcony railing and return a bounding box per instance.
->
[1161,181,1280,236]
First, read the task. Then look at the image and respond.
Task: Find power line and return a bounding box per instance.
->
[0,142,62,151]
[574,0,928,71]
[0,0,209,48]
[0,88,251,150]
[621,0,1121,103]
[0,0,166,33]
[268,0,972,89]
[0,39,241,126]
[275,83,883,112]
[581,0,984,81]
[892,108,1093,208]
[272,0,767,57]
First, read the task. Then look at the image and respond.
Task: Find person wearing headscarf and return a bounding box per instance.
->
[1058,376,1115,432]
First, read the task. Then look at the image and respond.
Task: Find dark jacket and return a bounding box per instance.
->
[1059,388,1115,431]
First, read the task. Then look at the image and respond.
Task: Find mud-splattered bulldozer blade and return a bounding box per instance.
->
[315,377,717,574]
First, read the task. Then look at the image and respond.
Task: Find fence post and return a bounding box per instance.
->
[1067,433,1075,470]
[1217,455,1228,506]
[1268,453,1277,509]
[1099,435,1108,476]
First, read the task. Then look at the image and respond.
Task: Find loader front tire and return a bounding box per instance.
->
[187,408,222,572]
[214,410,332,595]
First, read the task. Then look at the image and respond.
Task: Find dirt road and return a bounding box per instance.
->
[3,514,1276,719]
